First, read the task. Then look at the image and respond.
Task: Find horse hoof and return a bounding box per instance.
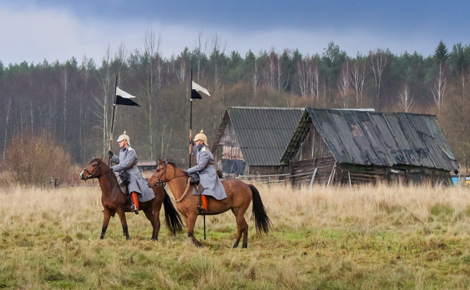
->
[242,244,247,248]
[233,244,239,248]
[126,236,131,241]
[100,236,104,240]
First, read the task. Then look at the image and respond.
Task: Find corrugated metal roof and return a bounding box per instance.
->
[212,107,304,166]
[281,108,459,172]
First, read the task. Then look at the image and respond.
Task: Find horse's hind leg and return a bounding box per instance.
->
[144,208,160,241]
[231,207,249,248]
[185,214,202,247]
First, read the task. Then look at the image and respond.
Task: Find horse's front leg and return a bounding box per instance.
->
[186,213,201,247]
[100,208,111,239]
[116,207,130,240]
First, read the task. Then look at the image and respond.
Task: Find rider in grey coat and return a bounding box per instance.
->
[186,130,227,211]
[109,131,154,214]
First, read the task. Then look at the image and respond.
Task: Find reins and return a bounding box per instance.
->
[150,161,192,203]
[174,178,191,203]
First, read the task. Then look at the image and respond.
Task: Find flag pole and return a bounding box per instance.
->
[189,67,207,240]
[189,67,193,168]
[109,75,118,166]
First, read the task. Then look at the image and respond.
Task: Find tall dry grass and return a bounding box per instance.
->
[1,183,470,289]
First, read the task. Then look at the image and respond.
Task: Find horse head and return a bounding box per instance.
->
[148,159,187,188]
[80,158,108,180]
[148,159,168,188]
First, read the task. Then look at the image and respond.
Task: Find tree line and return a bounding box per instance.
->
[1,33,470,171]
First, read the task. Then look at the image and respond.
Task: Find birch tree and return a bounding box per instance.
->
[350,56,366,106]
[369,49,389,107]
[399,83,414,112]
[266,49,277,90]
[338,58,350,107]
[432,41,448,111]
[432,63,447,111]
[246,50,259,96]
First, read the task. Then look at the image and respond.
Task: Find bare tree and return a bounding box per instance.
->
[246,51,260,96]
[210,34,226,91]
[432,62,447,111]
[266,49,277,90]
[399,83,414,112]
[194,31,208,81]
[2,97,12,160]
[369,49,389,106]
[297,57,309,98]
[60,63,69,139]
[142,30,160,159]
[350,57,366,106]
[338,58,350,107]
[176,49,188,85]
[95,46,114,154]
[297,55,322,103]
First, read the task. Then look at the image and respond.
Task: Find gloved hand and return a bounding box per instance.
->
[108,150,113,157]
[109,167,114,172]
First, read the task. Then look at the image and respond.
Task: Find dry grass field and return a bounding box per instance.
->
[2,182,470,289]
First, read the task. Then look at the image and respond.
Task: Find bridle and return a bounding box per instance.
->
[149,161,193,203]
[82,161,104,180]
[149,161,188,188]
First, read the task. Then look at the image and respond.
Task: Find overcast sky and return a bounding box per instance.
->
[1,0,469,66]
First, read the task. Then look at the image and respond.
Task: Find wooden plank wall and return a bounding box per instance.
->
[290,156,336,186]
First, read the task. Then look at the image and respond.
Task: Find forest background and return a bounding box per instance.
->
[1,33,470,180]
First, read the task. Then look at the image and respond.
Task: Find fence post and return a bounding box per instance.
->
[51,177,57,189]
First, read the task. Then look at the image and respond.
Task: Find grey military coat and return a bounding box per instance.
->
[110,146,154,202]
[186,144,227,200]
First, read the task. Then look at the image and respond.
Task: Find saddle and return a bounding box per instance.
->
[115,172,129,194]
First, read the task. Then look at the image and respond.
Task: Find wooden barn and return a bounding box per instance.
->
[281,108,459,186]
[211,106,304,176]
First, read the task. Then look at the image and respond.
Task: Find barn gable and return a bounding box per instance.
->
[281,108,459,185]
[212,106,304,175]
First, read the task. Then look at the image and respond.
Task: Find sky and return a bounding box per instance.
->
[1,0,469,66]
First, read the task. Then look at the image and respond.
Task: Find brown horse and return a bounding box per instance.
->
[79,158,182,240]
[147,159,270,248]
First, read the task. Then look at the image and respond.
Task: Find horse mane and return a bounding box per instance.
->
[89,157,100,164]
[165,160,178,167]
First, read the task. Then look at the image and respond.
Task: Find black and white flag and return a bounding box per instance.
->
[116,87,139,106]
[191,81,211,99]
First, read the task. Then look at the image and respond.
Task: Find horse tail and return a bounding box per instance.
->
[249,184,271,234]
[162,187,183,235]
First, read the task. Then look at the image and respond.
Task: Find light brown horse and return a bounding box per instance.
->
[79,158,182,240]
[148,159,270,248]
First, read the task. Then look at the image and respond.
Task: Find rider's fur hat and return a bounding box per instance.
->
[194,130,208,146]
[117,131,130,145]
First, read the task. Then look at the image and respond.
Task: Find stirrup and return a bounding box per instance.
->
[197,205,207,212]
[131,204,139,215]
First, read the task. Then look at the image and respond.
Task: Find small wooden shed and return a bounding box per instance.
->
[281,108,459,186]
[211,106,304,176]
